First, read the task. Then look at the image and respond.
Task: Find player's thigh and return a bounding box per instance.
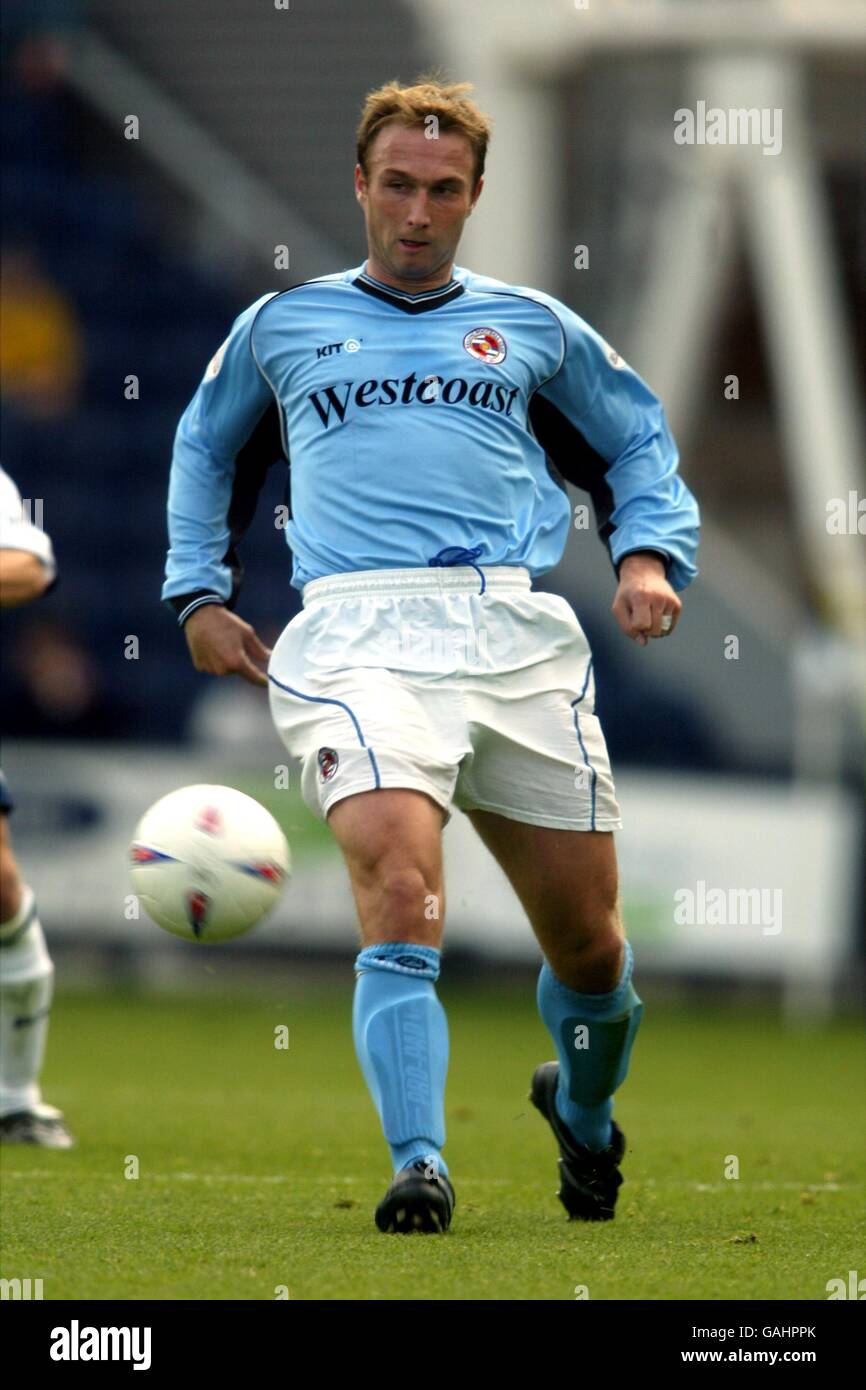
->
[468,810,622,957]
[328,788,446,942]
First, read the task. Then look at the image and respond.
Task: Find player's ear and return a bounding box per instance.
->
[468,175,484,214]
[354,163,367,205]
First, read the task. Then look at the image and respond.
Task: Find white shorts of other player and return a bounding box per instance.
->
[267,565,622,832]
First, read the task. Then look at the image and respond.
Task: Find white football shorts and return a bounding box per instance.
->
[267,565,622,832]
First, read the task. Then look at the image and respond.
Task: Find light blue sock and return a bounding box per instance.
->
[353,942,449,1179]
[537,940,643,1151]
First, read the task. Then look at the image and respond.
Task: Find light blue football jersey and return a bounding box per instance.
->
[162,262,699,624]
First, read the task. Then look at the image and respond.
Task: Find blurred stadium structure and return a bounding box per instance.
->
[1,0,863,1011]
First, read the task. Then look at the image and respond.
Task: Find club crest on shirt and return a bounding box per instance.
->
[463,327,506,365]
[318,747,339,781]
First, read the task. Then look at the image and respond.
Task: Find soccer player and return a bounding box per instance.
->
[0,466,74,1147]
[163,79,699,1232]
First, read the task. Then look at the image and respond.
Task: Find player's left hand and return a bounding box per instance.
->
[612,552,682,646]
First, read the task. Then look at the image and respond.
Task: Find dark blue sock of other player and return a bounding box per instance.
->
[352,942,450,1179]
[537,939,643,1151]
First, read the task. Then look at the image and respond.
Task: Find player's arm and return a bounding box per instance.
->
[0,468,58,608]
[162,295,279,687]
[530,303,699,645]
[0,550,53,607]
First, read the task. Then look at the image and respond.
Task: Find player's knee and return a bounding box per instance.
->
[552,913,624,993]
[377,862,437,916]
[358,860,441,938]
[0,846,23,924]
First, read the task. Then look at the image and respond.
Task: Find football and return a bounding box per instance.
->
[129,784,291,943]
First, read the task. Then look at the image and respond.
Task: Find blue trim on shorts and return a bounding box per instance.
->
[570,659,597,829]
[267,675,381,789]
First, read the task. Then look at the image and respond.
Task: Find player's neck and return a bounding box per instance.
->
[362,255,456,296]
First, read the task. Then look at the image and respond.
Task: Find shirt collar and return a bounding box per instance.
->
[353,264,465,314]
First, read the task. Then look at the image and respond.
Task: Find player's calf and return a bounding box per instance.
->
[353,941,452,1231]
[326,789,455,1229]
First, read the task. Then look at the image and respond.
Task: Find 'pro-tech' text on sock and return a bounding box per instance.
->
[537,938,643,1151]
[353,942,449,1178]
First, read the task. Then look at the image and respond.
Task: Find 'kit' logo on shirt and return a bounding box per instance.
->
[316,338,362,359]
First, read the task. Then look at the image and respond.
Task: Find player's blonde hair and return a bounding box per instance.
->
[356,76,492,187]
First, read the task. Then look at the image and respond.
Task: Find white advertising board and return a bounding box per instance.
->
[2,744,859,1011]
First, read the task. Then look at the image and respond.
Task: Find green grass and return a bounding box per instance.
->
[1,984,863,1300]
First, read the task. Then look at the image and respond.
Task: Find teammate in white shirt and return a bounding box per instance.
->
[0,467,74,1147]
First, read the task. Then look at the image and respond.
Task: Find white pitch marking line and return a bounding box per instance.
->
[0,1172,849,1191]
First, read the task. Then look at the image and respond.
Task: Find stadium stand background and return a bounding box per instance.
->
[1,0,862,788]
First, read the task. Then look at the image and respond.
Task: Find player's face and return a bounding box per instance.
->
[355,123,483,291]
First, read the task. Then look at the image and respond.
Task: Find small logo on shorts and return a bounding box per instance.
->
[318,747,339,781]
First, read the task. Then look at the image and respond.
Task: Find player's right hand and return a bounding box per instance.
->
[183,604,271,687]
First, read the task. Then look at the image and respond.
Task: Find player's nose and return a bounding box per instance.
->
[405,194,432,226]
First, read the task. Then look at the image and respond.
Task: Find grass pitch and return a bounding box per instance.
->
[1,981,863,1301]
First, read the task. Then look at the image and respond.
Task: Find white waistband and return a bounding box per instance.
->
[302,565,532,606]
